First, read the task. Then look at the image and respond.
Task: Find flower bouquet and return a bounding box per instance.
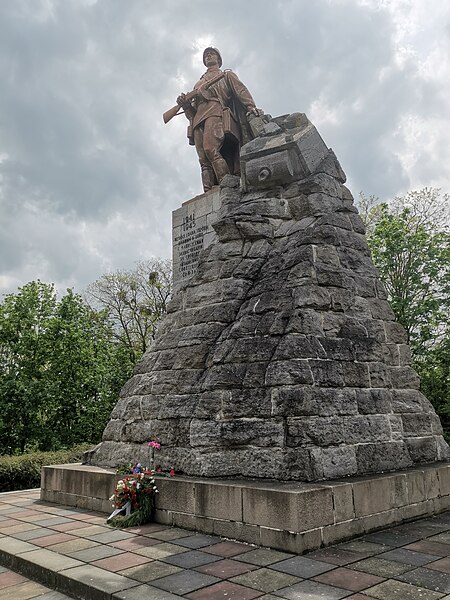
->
[107,469,158,528]
[107,440,175,528]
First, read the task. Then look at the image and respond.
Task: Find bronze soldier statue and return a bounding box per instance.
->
[164,47,259,192]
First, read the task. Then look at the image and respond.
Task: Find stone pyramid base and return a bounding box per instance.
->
[41,461,450,554]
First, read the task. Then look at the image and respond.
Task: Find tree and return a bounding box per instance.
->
[42,289,132,448]
[362,189,450,354]
[358,188,450,428]
[0,282,132,453]
[86,259,172,364]
[0,281,57,453]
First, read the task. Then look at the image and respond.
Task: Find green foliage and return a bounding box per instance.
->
[367,200,449,354]
[0,281,133,454]
[360,188,450,426]
[416,337,450,436]
[0,445,91,492]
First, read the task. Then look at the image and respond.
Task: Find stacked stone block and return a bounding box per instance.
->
[91,118,449,481]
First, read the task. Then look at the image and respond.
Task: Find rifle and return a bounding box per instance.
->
[163,70,229,124]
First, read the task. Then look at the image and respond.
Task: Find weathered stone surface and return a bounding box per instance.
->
[90,113,448,481]
[391,389,426,413]
[271,387,358,417]
[287,416,344,446]
[356,389,392,414]
[357,442,413,472]
[321,446,357,479]
[406,437,439,463]
[265,360,313,386]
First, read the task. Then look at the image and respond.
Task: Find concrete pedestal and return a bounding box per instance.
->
[41,462,450,554]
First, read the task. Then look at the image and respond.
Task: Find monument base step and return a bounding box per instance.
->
[41,462,450,554]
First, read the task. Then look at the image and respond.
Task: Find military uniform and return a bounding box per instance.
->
[182,49,258,192]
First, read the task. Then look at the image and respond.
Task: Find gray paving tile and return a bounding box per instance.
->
[149,527,196,541]
[46,538,99,555]
[131,541,188,560]
[234,548,294,566]
[0,579,51,599]
[428,514,450,525]
[39,592,75,600]
[231,567,301,592]
[271,555,335,578]
[37,508,79,517]
[68,524,110,537]
[364,578,444,600]
[395,567,450,594]
[0,506,25,514]
[430,532,450,545]
[391,524,443,538]
[363,531,419,547]
[274,579,352,599]
[382,547,438,566]
[307,547,364,565]
[338,540,393,555]
[401,520,450,534]
[11,528,56,541]
[350,556,414,577]
[150,570,220,595]
[112,584,181,599]
[0,537,38,554]
[31,517,72,527]
[120,560,182,582]
[15,548,83,571]
[172,533,221,549]
[163,549,222,568]
[86,530,135,543]
[68,544,125,562]
[60,564,138,595]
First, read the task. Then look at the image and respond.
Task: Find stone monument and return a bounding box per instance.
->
[88,109,449,481]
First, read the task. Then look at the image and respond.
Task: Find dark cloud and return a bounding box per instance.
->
[0,0,449,295]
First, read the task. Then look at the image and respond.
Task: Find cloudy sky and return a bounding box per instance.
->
[0,0,449,296]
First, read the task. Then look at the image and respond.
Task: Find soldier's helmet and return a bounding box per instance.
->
[203,47,222,68]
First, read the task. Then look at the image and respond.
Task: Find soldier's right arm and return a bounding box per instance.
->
[177,93,196,120]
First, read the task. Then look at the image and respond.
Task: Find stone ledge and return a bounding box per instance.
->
[41,461,450,554]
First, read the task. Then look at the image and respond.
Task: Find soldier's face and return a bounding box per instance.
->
[204,50,219,67]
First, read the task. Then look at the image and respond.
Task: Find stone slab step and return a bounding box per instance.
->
[0,539,180,599]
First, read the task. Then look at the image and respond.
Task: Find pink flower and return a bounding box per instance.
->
[147,440,161,450]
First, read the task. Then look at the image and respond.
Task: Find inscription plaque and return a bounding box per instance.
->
[172,188,220,288]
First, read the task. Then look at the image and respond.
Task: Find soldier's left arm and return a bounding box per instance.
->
[226,71,259,114]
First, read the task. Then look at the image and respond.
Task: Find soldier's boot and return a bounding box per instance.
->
[200,164,216,192]
[211,157,230,185]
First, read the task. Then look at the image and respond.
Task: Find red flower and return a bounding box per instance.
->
[169,468,175,477]
[156,466,162,472]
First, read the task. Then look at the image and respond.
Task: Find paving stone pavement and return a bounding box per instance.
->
[2,490,450,599]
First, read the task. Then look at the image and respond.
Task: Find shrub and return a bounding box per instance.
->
[0,444,91,492]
